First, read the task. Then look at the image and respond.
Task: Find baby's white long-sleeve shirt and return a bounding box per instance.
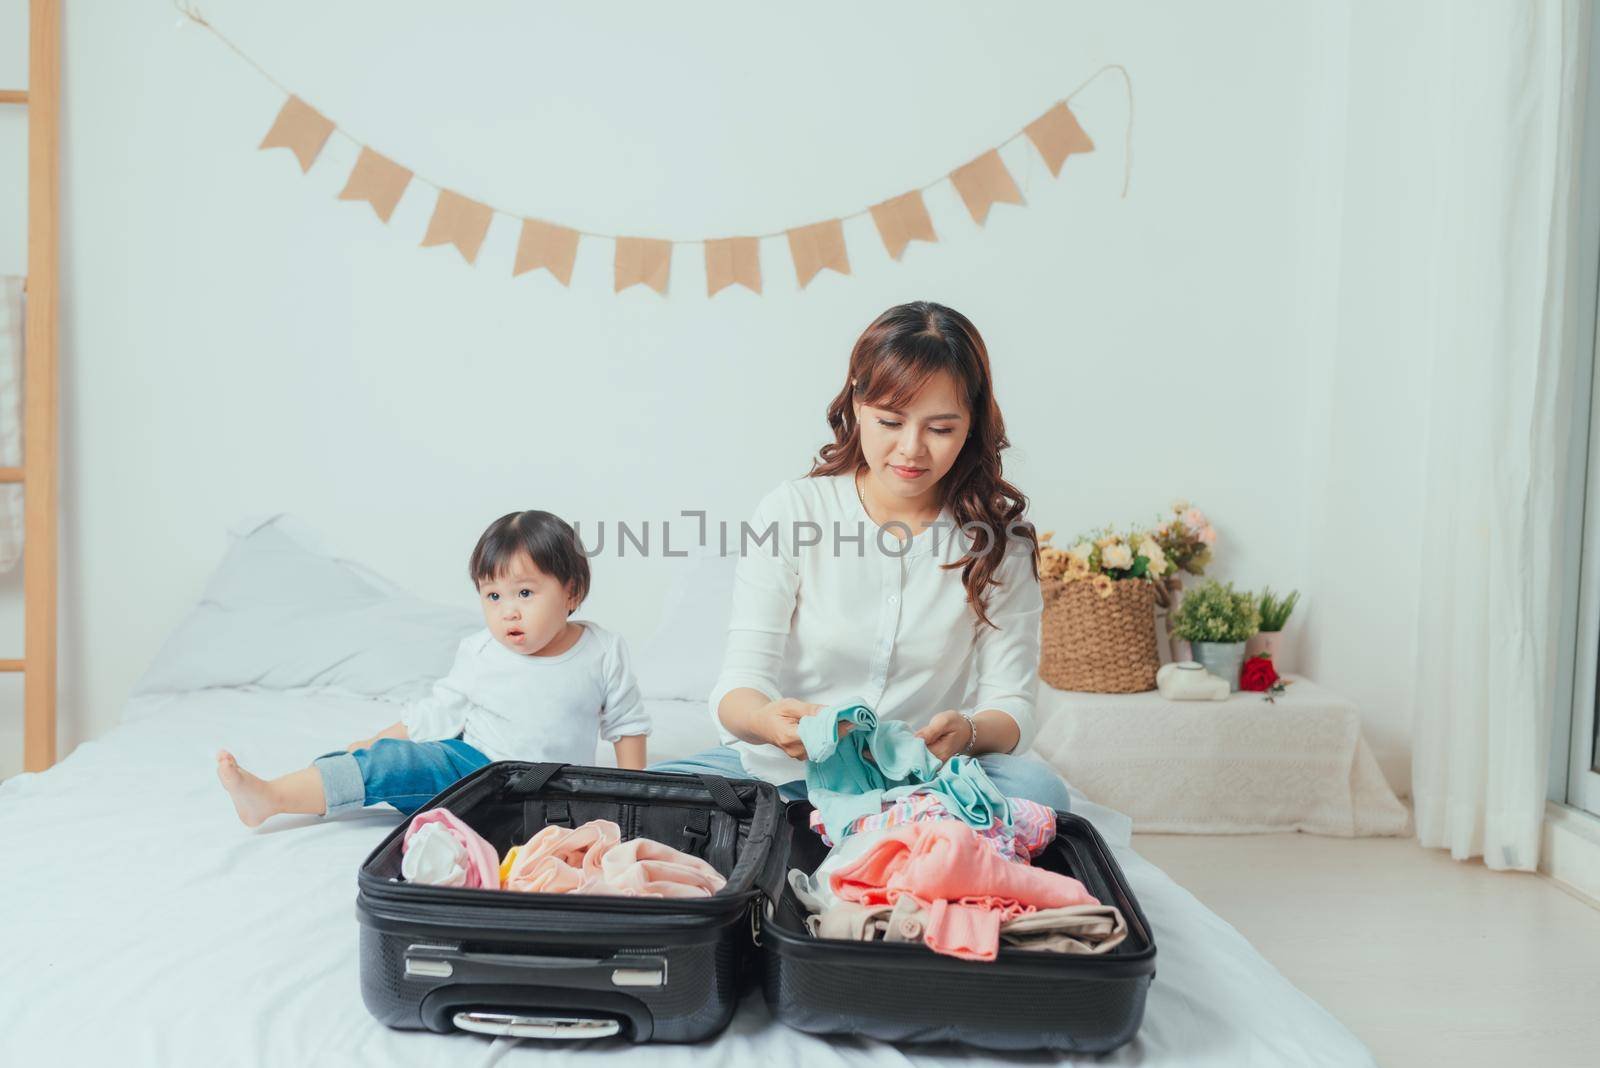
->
[403,621,650,763]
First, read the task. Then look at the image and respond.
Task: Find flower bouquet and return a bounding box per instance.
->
[1146,500,1218,661]
[1036,525,1176,694]
[1149,500,1216,608]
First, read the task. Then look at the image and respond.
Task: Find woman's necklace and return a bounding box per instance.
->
[857,468,938,537]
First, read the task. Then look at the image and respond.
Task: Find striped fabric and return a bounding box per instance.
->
[809,792,1057,863]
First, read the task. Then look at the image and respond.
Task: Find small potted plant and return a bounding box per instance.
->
[1169,580,1259,691]
[1247,587,1299,666]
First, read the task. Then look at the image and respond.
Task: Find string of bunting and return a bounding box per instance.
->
[177,3,1133,297]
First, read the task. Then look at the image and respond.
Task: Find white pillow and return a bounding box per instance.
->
[633,550,738,702]
[132,514,479,701]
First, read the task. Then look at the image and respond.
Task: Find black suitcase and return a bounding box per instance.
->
[356,761,788,1043]
[758,798,1157,1052]
[356,761,1155,1051]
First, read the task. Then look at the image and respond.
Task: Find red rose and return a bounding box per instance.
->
[1240,654,1279,692]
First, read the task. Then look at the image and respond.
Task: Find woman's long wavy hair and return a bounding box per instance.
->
[808,301,1038,630]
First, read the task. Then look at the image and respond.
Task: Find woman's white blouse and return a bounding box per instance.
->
[709,473,1044,783]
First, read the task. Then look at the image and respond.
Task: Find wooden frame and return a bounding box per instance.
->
[3,0,60,771]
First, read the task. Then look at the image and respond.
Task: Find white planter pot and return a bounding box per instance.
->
[1245,631,1284,668]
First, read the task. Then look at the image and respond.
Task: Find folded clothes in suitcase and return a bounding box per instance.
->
[356,762,787,1043]
[355,761,1156,1051]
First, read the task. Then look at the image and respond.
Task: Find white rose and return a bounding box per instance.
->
[1103,543,1134,570]
[1138,538,1167,574]
[1069,541,1095,564]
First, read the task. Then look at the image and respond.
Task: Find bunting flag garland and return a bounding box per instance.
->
[421,189,493,264]
[787,219,852,289]
[337,147,412,223]
[869,191,936,262]
[514,219,581,285]
[256,95,332,173]
[178,3,1131,299]
[1025,102,1096,177]
[705,236,762,295]
[949,150,1027,226]
[614,237,673,294]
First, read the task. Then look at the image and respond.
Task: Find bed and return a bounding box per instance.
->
[0,518,1379,1065]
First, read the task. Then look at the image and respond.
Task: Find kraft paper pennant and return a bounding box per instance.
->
[337,147,412,223]
[514,219,580,285]
[1024,103,1095,176]
[258,96,333,173]
[421,190,493,264]
[869,190,937,261]
[705,237,761,296]
[614,237,672,294]
[787,219,850,288]
[950,150,1025,226]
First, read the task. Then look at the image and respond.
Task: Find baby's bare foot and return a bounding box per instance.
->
[216,750,279,828]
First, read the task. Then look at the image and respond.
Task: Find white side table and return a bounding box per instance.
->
[1031,675,1409,836]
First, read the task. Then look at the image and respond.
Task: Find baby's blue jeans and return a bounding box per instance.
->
[313,738,490,817]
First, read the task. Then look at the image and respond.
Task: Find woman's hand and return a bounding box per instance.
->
[916,710,976,762]
[756,698,825,759]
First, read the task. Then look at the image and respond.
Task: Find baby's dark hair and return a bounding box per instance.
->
[468,511,591,615]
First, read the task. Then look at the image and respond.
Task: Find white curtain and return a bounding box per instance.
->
[1410,0,1588,871]
[0,276,22,573]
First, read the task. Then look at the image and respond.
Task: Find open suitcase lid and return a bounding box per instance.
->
[503,762,798,905]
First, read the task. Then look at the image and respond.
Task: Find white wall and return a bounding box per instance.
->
[1296,2,1436,798]
[0,0,1430,794]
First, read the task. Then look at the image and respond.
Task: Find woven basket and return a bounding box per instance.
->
[1039,577,1160,693]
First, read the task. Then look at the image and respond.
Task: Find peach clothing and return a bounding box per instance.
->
[503,818,727,898]
[830,820,1099,961]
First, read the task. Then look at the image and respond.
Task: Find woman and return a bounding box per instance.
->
[649,301,1070,811]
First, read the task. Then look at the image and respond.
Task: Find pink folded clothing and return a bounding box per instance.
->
[504,819,623,894]
[504,818,728,898]
[401,808,501,890]
[595,837,730,898]
[830,820,1099,961]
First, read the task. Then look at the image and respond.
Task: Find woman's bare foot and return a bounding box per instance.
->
[216,750,282,828]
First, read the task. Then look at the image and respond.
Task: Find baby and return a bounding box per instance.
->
[217,509,650,827]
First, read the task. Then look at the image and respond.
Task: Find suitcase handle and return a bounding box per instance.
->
[406,943,668,992]
[451,1011,620,1040]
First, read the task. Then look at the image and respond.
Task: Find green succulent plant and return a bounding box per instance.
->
[1171,580,1260,644]
[1258,588,1300,633]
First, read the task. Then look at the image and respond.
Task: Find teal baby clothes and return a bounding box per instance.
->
[798,698,1012,842]
[884,754,1009,831]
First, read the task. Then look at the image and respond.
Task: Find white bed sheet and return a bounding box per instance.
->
[0,689,1377,1066]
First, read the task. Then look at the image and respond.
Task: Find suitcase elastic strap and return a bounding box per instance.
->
[695,773,751,818]
[509,762,567,795]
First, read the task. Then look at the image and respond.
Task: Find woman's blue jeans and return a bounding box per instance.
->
[313,738,490,817]
[647,745,1074,813]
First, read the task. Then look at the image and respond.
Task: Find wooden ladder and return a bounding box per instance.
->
[3,0,60,772]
